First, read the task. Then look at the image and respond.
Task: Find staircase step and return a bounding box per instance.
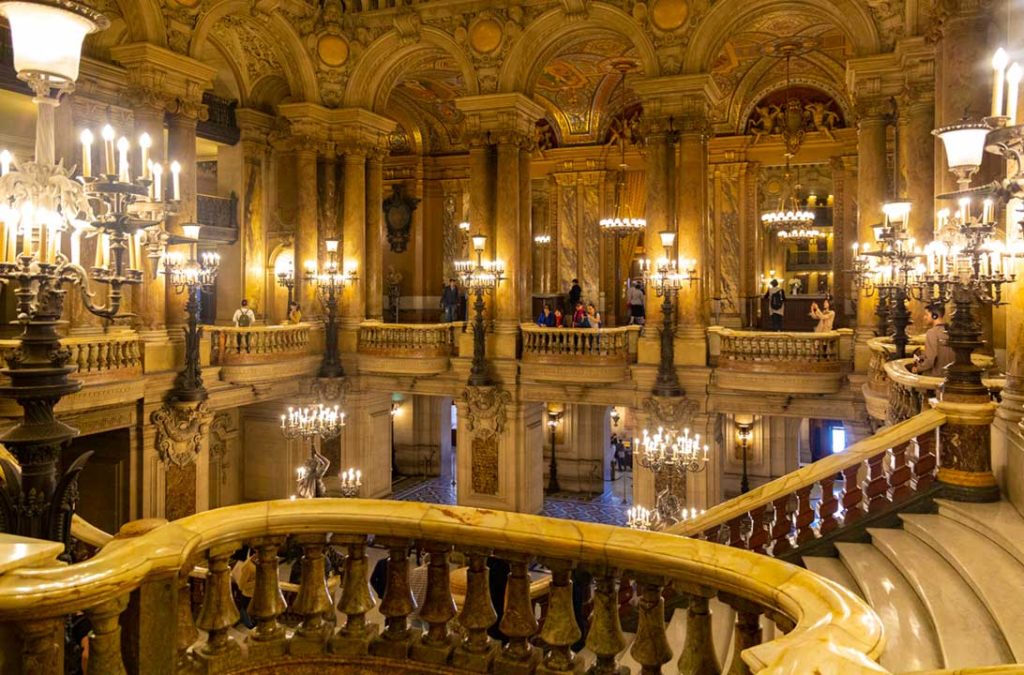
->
[835,542,943,672]
[934,498,1024,566]
[901,513,1024,662]
[802,556,864,600]
[868,528,1011,668]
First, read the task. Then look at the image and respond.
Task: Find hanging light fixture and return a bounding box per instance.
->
[761,160,819,241]
[600,61,645,235]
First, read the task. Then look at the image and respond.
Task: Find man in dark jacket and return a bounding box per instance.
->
[441,278,460,322]
[568,279,582,309]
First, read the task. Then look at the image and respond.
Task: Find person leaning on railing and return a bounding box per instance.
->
[912,304,955,377]
[809,297,835,332]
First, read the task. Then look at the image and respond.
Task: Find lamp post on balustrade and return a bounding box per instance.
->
[306,239,356,379]
[163,225,220,402]
[640,230,696,397]
[0,0,181,551]
[736,415,754,494]
[455,232,504,387]
[277,257,295,309]
[546,409,563,494]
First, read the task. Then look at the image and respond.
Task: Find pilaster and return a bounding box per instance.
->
[150,401,213,521]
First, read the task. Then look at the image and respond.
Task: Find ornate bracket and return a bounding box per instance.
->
[151,401,212,468]
[641,395,698,431]
[463,385,512,441]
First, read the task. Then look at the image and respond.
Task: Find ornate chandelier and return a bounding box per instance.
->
[761,161,817,240]
[600,61,645,236]
[636,426,709,475]
[281,403,346,499]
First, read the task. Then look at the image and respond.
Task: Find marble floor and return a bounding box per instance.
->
[390,473,634,527]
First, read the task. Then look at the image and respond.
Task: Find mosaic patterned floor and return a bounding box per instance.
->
[390,474,634,527]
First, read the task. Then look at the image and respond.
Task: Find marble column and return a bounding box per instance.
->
[365,149,386,320]
[341,149,367,348]
[165,113,200,332]
[900,86,936,331]
[640,120,670,355]
[294,142,320,316]
[518,144,534,324]
[237,111,273,321]
[131,102,168,334]
[853,101,889,371]
[467,138,495,251]
[494,135,523,348]
[675,122,709,334]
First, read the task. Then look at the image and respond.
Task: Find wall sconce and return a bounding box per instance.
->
[735,414,754,494]
[610,408,621,427]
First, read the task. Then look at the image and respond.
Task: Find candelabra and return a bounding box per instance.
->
[338,467,362,498]
[640,230,696,397]
[0,0,181,551]
[280,404,345,499]
[276,257,295,309]
[626,505,654,530]
[636,425,708,525]
[306,239,357,379]
[546,409,563,494]
[851,202,928,359]
[163,226,219,401]
[455,232,505,386]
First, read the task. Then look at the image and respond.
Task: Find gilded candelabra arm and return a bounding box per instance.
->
[60,258,137,322]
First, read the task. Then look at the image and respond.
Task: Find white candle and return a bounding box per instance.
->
[959,197,971,223]
[1007,63,1023,125]
[170,161,181,201]
[138,132,151,180]
[117,137,130,182]
[0,149,10,176]
[128,231,136,271]
[983,199,994,223]
[20,202,33,256]
[152,162,163,201]
[79,130,93,178]
[993,48,1009,117]
[101,125,115,175]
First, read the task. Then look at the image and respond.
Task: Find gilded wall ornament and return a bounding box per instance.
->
[463,385,512,496]
[641,395,698,431]
[384,184,421,253]
[151,401,212,468]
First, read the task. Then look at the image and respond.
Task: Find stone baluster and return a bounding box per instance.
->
[889,441,913,502]
[630,575,672,674]
[84,594,131,675]
[720,594,763,675]
[289,535,334,655]
[841,463,865,525]
[769,495,793,555]
[333,535,379,655]
[175,562,199,670]
[412,541,458,664]
[725,515,745,548]
[495,553,541,671]
[584,568,627,675]
[538,558,582,673]
[818,475,840,536]
[793,484,816,545]
[246,537,287,659]
[371,538,420,659]
[746,505,770,554]
[913,431,937,490]
[17,618,64,674]
[194,543,242,664]
[677,587,720,675]
[453,549,499,670]
[865,450,891,514]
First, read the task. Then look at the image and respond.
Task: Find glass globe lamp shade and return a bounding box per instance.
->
[932,121,990,173]
[0,1,107,85]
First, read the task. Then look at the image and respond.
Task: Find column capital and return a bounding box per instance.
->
[111,43,217,121]
[846,52,904,122]
[279,103,395,156]
[455,93,546,140]
[633,74,721,134]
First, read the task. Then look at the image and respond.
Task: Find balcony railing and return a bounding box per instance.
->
[707,326,853,393]
[521,324,640,383]
[669,409,945,557]
[357,321,455,375]
[208,323,312,366]
[0,500,883,673]
[0,332,142,383]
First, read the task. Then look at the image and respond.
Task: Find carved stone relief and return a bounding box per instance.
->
[555,174,579,297]
[151,401,212,468]
[463,385,512,496]
[208,412,235,487]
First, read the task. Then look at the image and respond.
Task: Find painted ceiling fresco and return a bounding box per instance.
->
[532,34,638,145]
[387,52,466,153]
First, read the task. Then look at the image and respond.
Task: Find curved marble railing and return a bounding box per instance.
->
[0,500,884,674]
[208,323,312,365]
[668,410,945,558]
[357,322,455,376]
[0,331,142,382]
[521,324,640,370]
[708,326,853,369]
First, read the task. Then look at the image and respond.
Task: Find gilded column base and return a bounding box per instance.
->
[288,626,332,657]
[452,641,499,672]
[244,635,287,661]
[190,639,241,674]
[410,633,457,665]
[493,648,543,675]
[937,468,1001,502]
[330,624,380,656]
[369,626,421,660]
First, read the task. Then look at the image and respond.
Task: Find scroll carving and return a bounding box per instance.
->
[151,402,212,468]
[463,386,512,496]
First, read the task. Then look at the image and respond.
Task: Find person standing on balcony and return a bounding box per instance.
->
[810,298,835,332]
[232,298,256,352]
[568,278,582,310]
[764,279,785,331]
[627,280,645,325]
[536,304,556,327]
[572,302,588,328]
[553,308,564,327]
[441,278,460,323]
[586,303,602,329]
[286,302,302,325]
[913,305,956,377]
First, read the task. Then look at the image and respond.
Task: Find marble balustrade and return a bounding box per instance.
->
[208,323,312,365]
[0,499,883,674]
[0,332,143,382]
[521,324,640,363]
[707,326,854,371]
[357,322,455,357]
[668,410,945,556]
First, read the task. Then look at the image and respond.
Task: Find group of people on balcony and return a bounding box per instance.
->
[763,279,836,333]
[536,301,603,328]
